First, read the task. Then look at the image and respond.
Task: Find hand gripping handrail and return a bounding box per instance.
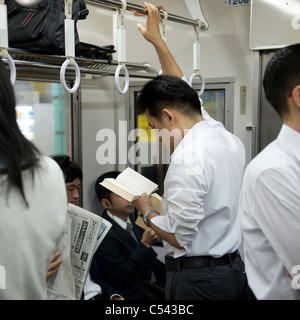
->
[114,0,129,95]
[60,0,81,94]
[188,19,205,97]
[158,10,168,75]
[0,1,16,85]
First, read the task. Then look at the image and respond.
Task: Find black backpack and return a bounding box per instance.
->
[6,0,89,55]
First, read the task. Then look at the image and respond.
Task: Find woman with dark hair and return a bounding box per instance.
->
[0,59,67,300]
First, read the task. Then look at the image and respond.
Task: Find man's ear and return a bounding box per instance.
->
[291,85,300,109]
[101,199,111,209]
[162,108,175,126]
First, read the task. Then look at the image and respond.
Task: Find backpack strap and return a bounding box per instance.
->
[78,0,89,20]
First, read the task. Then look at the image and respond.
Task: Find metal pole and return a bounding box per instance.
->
[86,0,207,29]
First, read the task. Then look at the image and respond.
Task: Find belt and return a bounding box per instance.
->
[165,251,239,272]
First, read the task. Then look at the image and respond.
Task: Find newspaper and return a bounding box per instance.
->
[47,203,112,300]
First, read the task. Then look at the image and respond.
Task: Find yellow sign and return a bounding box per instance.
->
[30,82,51,96]
[137,114,157,142]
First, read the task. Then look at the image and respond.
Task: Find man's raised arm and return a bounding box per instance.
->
[137,2,184,78]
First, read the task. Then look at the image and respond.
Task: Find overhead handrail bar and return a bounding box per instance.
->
[158,10,168,75]
[0,0,16,85]
[114,0,129,95]
[60,0,81,94]
[189,19,205,97]
[87,0,208,30]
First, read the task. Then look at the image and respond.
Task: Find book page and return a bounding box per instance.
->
[150,193,163,214]
[116,167,158,196]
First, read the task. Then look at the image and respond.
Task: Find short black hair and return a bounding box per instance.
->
[51,155,82,183]
[136,75,201,120]
[263,43,300,117]
[95,171,121,204]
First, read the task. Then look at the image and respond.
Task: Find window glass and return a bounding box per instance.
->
[14,81,68,156]
[201,89,225,124]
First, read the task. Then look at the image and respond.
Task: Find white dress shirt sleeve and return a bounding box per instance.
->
[151,158,206,257]
[251,168,300,275]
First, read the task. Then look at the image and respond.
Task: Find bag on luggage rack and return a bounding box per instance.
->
[5,0,89,55]
[77,42,116,61]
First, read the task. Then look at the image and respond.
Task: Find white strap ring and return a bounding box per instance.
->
[189,72,205,97]
[115,64,129,95]
[60,59,81,94]
[14,0,42,7]
[0,52,16,85]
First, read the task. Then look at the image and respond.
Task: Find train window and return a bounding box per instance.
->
[14,80,72,157]
[201,89,225,124]
[191,78,235,132]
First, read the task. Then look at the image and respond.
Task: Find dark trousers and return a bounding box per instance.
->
[165,256,254,300]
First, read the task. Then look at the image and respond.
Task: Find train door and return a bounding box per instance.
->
[259,51,282,152]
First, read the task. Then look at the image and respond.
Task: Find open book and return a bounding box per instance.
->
[135,193,164,230]
[100,167,158,202]
[47,204,112,300]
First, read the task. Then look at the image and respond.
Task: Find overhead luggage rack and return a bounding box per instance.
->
[8,48,158,80]
[6,1,208,82]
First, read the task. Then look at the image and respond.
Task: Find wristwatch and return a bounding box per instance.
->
[143,209,160,227]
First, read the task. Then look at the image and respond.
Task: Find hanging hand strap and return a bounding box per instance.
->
[60,0,81,94]
[158,9,168,75]
[189,19,205,97]
[14,0,41,6]
[114,0,129,95]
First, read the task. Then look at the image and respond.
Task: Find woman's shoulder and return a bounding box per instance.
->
[37,155,64,177]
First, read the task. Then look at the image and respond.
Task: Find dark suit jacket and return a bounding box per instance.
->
[90,211,166,300]
[81,272,120,300]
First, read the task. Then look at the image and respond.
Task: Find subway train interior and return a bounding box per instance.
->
[1,0,299,301]
[3,0,296,214]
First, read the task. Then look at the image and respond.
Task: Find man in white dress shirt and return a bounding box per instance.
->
[132,3,252,300]
[238,43,300,300]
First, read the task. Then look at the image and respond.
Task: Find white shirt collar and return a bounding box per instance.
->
[106,210,131,230]
[279,124,300,162]
[171,121,205,161]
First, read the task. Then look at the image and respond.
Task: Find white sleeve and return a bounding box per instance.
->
[254,169,300,274]
[151,161,206,255]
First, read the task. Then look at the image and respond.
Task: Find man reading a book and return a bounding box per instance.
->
[90,171,166,300]
[131,2,253,300]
